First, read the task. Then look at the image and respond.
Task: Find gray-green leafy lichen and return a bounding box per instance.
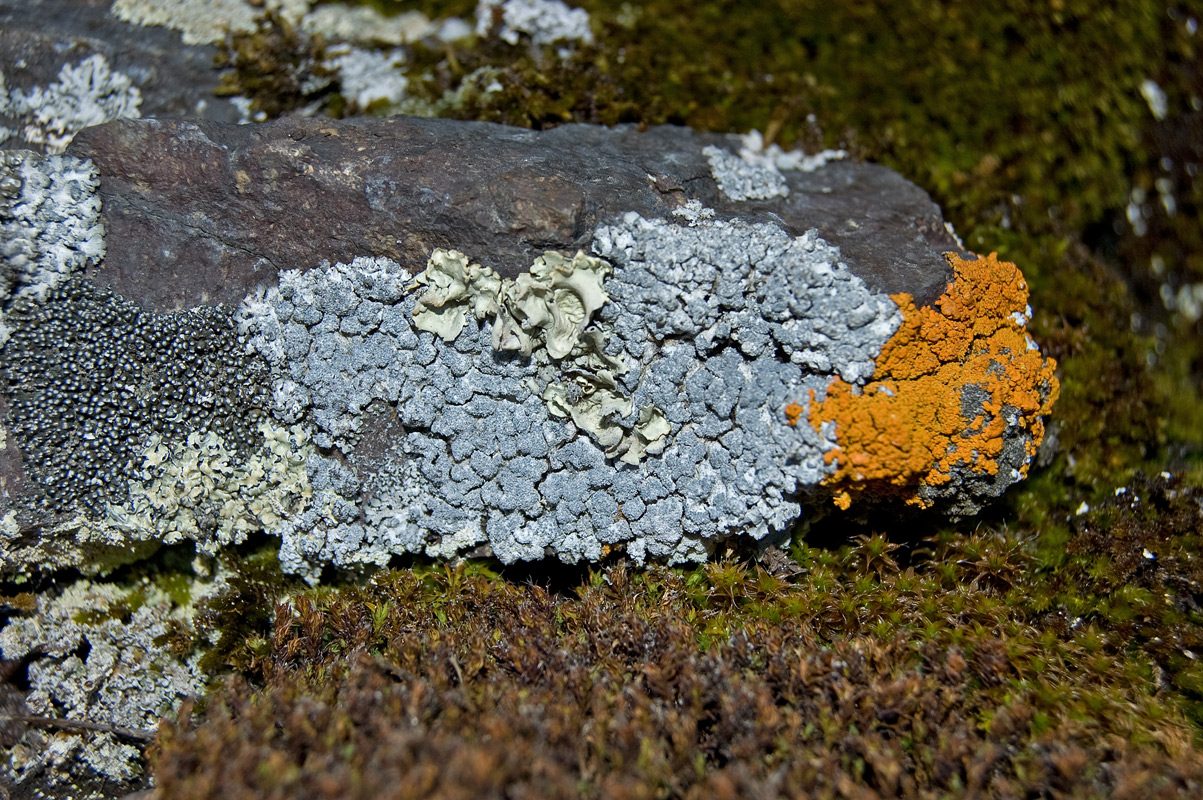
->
[0,577,212,796]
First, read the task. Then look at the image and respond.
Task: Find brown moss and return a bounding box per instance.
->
[150,559,1203,799]
[809,252,1059,506]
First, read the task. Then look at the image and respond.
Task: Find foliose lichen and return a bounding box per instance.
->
[233,207,916,575]
[704,132,850,202]
[475,0,594,47]
[0,152,106,345]
[0,577,211,796]
[0,139,1057,581]
[806,251,1060,514]
[0,55,142,153]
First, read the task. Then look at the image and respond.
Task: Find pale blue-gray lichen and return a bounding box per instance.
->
[1,151,909,578]
[0,54,141,153]
[236,210,901,576]
[0,577,212,793]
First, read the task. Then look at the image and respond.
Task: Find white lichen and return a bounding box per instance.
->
[475,0,594,47]
[0,577,214,793]
[737,130,848,173]
[0,54,141,153]
[112,0,308,45]
[325,45,410,110]
[302,3,442,46]
[1,152,106,302]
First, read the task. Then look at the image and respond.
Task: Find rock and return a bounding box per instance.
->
[0,115,1059,578]
[0,0,244,152]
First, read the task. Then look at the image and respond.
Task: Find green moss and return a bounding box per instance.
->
[195,539,302,678]
[214,10,337,118]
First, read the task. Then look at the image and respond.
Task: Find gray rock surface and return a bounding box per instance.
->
[68,115,963,312]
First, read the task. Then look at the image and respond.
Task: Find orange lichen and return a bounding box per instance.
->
[784,402,805,427]
[808,252,1059,507]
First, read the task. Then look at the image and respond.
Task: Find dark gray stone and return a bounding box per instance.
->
[67,115,963,313]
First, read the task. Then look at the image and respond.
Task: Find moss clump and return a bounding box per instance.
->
[215,10,338,118]
[153,547,1203,798]
[194,541,301,678]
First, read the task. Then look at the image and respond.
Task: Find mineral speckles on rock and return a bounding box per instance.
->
[2,278,270,519]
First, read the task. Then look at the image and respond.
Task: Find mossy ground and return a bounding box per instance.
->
[86,0,1203,796]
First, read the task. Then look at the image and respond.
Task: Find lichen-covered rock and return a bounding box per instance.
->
[1,116,1058,578]
[0,53,142,153]
[0,576,213,798]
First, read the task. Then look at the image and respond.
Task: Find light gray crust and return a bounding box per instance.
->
[702,144,789,202]
[238,213,902,575]
[0,151,105,315]
[0,54,142,153]
[0,579,210,797]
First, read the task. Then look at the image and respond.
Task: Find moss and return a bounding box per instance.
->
[153,550,1203,798]
[194,540,302,678]
[215,10,337,118]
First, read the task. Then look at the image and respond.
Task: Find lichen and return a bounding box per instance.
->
[0,152,105,343]
[107,421,314,556]
[111,0,308,45]
[808,252,1059,513]
[233,206,920,573]
[0,576,213,795]
[0,54,141,153]
[703,143,789,202]
[475,0,594,47]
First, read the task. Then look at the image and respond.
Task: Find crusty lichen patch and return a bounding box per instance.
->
[107,421,314,555]
[806,252,1059,507]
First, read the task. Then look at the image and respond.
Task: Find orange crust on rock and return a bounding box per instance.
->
[803,252,1059,508]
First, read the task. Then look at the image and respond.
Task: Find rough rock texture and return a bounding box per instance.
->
[1,116,1057,578]
[68,115,964,312]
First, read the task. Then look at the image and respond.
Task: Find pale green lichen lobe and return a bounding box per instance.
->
[410,247,610,360]
[409,246,667,463]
